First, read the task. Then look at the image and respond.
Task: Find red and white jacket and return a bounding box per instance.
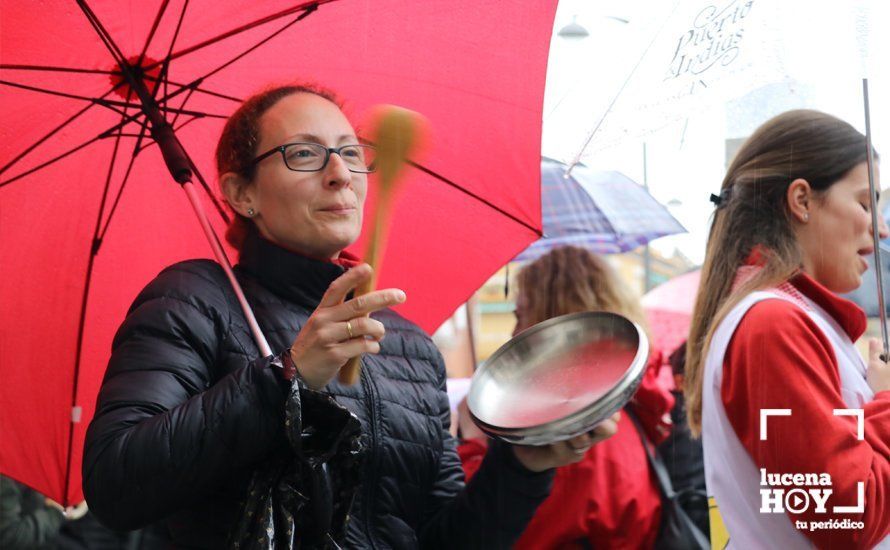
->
[702,269,890,549]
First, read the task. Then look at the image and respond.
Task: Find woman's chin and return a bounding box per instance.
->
[813,272,859,295]
[323,229,361,255]
[834,274,862,295]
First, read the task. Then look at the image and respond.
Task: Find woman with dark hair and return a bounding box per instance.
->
[684,110,890,548]
[459,246,674,549]
[82,84,617,549]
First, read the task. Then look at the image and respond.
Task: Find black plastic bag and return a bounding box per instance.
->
[229,377,364,549]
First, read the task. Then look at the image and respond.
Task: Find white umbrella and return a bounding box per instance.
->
[543,0,889,165]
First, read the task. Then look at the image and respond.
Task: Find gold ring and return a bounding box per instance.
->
[568,442,587,455]
[346,320,355,339]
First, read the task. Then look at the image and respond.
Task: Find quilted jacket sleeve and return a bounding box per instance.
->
[82,263,290,530]
[418,354,555,549]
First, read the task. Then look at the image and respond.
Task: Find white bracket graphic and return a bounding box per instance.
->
[833,408,864,440]
[834,482,865,514]
[760,409,791,440]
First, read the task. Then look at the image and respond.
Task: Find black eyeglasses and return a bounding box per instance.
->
[249,142,377,173]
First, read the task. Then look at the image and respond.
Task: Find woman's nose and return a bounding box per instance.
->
[878,212,890,239]
[324,151,352,189]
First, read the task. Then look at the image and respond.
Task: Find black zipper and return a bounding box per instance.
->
[360,360,379,550]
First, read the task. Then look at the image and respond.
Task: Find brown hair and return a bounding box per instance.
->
[515,245,647,329]
[684,109,872,435]
[215,83,341,249]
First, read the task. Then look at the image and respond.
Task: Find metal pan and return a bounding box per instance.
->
[467,311,649,446]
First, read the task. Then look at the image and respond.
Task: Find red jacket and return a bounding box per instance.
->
[721,272,890,548]
[459,353,674,549]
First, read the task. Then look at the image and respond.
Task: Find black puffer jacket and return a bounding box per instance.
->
[83,231,553,549]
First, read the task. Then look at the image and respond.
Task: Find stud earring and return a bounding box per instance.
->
[803,212,809,222]
[246,208,255,217]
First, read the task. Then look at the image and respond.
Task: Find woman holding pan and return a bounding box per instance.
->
[458,245,674,549]
[82,84,618,549]
[684,110,890,548]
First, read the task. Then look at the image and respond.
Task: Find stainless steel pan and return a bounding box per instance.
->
[467,311,649,446]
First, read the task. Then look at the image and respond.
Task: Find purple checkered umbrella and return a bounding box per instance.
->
[514,158,685,261]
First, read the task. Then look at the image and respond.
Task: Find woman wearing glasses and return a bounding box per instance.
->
[82,85,616,549]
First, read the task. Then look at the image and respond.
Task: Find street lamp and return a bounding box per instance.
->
[557,16,589,39]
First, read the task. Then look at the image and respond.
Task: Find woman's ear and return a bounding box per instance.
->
[220,172,256,217]
[786,178,812,223]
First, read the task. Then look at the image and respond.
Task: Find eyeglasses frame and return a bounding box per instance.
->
[248,142,377,173]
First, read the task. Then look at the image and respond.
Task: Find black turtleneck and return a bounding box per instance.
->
[235,228,348,311]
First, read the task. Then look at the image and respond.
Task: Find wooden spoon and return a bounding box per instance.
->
[338,105,427,385]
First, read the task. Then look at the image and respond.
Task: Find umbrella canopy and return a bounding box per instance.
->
[0,0,556,505]
[641,269,701,356]
[514,158,685,261]
[544,0,887,165]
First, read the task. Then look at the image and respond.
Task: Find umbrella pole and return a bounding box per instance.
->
[863,78,888,360]
[182,182,272,358]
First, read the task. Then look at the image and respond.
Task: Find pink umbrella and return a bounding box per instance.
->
[642,269,701,357]
[0,0,555,505]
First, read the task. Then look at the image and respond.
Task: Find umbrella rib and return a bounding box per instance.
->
[405,159,542,237]
[0,73,223,186]
[567,0,683,170]
[60,99,133,506]
[144,75,243,103]
[65,0,137,505]
[138,0,172,62]
[189,7,320,85]
[112,132,159,138]
[129,114,153,159]
[77,1,128,68]
[147,8,317,129]
[0,110,146,188]
[161,0,190,72]
[169,87,198,128]
[151,0,190,122]
[0,70,142,177]
[97,88,151,242]
[93,117,131,253]
[143,0,333,70]
[0,79,130,110]
[96,135,146,243]
[0,80,229,121]
[0,102,97,177]
[0,79,224,121]
[134,115,200,155]
[0,135,106,188]
[0,64,117,75]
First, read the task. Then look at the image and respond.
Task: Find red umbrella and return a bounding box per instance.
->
[0,0,554,505]
[641,269,701,357]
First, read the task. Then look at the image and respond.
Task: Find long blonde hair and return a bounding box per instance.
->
[684,110,872,435]
[515,245,647,329]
